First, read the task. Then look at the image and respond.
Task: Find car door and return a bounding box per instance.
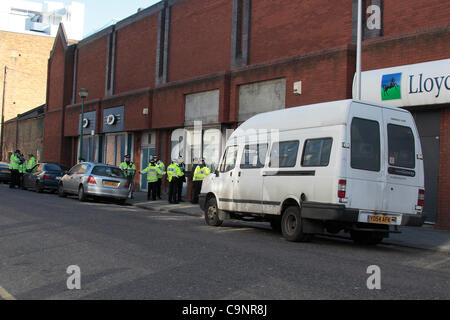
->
[64,164,81,194]
[215,145,240,212]
[233,143,268,214]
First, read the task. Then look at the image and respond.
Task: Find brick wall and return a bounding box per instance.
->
[250,0,353,65]
[0,31,54,120]
[168,0,233,82]
[438,107,450,230]
[115,14,159,93]
[75,37,108,104]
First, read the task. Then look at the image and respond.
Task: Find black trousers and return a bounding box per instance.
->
[177,179,185,202]
[10,170,20,188]
[192,180,203,204]
[147,182,157,201]
[168,177,179,203]
[156,178,162,198]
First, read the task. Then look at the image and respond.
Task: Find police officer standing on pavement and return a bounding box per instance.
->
[27,154,37,173]
[167,159,182,204]
[18,153,26,189]
[154,155,165,200]
[140,158,161,201]
[119,155,136,199]
[192,159,211,204]
[177,157,186,203]
[9,150,21,189]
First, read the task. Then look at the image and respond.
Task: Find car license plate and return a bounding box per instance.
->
[358,211,401,226]
[103,181,119,187]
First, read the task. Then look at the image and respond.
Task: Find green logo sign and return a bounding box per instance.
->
[382,73,402,101]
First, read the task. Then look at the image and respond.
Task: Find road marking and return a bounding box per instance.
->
[0,285,16,300]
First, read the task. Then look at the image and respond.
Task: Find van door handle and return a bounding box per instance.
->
[238,172,241,177]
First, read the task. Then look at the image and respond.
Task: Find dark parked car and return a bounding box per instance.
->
[22,163,66,193]
[0,162,11,184]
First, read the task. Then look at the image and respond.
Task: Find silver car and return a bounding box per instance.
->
[58,162,129,204]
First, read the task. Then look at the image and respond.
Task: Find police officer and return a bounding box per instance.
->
[140,158,161,201]
[119,155,136,199]
[154,155,165,200]
[27,154,37,173]
[18,152,26,189]
[192,159,211,204]
[177,157,186,203]
[167,159,181,204]
[9,150,21,189]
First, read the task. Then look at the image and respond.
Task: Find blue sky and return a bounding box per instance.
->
[29,0,162,37]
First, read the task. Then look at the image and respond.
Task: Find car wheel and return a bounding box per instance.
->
[350,231,384,246]
[58,183,66,197]
[281,206,311,242]
[78,185,87,202]
[205,197,223,227]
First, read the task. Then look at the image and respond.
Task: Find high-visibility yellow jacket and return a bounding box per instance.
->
[167,163,181,182]
[156,161,165,179]
[141,164,161,183]
[27,157,36,171]
[193,165,211,181]
[9,154,20,170]
[119,162,136,177]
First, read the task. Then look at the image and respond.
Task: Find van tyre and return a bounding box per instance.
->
[281,206,311,242]
[78,186,87,202]
[350,231,384,246]
[205,197,223,227]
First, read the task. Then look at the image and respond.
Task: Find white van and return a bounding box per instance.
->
[199,99,425,244]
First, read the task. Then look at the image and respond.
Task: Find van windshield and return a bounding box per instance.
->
[388,124,415,169]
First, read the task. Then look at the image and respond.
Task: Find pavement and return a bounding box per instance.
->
[128,191,450,254]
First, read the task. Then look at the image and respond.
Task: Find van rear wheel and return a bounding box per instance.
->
[281,206,311,242]
[205,197,223,227]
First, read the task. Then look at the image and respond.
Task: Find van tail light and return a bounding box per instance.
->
[43,174,52,180]
[418,189,425,207]
[338,180,347,199]
[87,176,97,185]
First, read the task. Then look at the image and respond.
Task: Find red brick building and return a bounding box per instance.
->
[44,0,450,229]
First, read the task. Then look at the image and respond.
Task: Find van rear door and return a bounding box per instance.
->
[347,103,385,212]
[382,109,423,215]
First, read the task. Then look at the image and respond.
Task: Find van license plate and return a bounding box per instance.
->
[358,212,401,226]
[369,215,392,224]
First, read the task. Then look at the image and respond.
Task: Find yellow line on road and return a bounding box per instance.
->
[0,285,16,300]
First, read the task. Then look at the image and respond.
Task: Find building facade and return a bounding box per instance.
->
[44,0,450,229]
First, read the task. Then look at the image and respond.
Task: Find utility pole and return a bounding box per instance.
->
[0,66,7,161]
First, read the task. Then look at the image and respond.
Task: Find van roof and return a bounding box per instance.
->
[231,99,409,138]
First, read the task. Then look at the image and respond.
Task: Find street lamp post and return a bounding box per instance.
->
[78,88,88,162]
[0,66,7,161]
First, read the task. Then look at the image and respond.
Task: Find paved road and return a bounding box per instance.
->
[0,184,449,300]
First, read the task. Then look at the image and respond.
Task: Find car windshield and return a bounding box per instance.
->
[44,164,62,172]
[92,166,125,178]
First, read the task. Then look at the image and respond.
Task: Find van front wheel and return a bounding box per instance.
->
[205,197,223,227]
[281,206,311,242]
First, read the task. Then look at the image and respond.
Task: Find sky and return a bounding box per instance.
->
[29,0,162,37]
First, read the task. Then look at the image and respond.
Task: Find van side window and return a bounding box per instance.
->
[388,124,415,169]
[269,141,300,168]
[219,146,239,173]
[240,144,268,169]
[351,118,380,172]
[302,138,333,167]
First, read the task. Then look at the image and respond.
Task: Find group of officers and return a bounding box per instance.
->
[8,149,37,189]
[119,154,211,204]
